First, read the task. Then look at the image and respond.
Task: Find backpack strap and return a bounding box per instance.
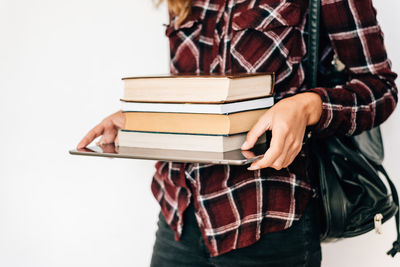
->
[307,0,320,89]
[378,165,400,257]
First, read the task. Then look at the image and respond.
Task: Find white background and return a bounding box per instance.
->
[0,0,399,266]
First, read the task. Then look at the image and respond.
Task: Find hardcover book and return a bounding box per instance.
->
[121,73,274,103]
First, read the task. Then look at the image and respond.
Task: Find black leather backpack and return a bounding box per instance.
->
[306,0,400,257]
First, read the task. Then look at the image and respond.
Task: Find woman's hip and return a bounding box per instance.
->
[151,198,322,267]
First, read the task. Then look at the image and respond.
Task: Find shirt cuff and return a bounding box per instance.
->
[304,87,334,137]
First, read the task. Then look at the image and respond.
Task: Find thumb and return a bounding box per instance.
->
[96,129,118,146]
[241,111,272,150]
[113,113,125,129]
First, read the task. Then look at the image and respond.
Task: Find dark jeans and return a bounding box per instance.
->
[150,198,322,267]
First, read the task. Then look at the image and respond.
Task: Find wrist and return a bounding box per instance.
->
[295,92,323,126]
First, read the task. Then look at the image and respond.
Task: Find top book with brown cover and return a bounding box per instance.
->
[121,73,274,103]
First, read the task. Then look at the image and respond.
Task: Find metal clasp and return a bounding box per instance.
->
[374,213,383,234]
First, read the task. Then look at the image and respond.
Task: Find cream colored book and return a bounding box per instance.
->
[122,73,274,103]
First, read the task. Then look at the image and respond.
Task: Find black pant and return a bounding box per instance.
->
[150,198,322,267]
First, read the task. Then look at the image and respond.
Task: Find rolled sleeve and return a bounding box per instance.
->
[308,0,398,137]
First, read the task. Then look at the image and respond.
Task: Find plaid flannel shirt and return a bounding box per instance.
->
[151,0,398,257]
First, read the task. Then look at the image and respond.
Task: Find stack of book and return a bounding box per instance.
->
[117,73,274,152]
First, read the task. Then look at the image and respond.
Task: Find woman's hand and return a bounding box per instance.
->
[241,92,323,171]
[77,110,125,149]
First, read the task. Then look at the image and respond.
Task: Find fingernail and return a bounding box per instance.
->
[241,141,248,150]
[247,164,259,171]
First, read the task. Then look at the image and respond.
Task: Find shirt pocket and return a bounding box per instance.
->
[165,15,203,37]
[230,1,305,73]
[232,2,302,32]
[164,13,204,73]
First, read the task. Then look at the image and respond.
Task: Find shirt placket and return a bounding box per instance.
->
[219,0,235,73]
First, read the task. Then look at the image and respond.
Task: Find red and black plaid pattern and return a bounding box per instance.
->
[151,0,398,257]
[309,0,398,137]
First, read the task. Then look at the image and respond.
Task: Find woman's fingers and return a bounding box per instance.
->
[241,112,271,150]
[242,92,321,171]
[271,132,298,169]
[282,140,302,167]
[247,125,287,170]
[248,129,304,170]
[77,124,104,149]
[241,150,256,159]
[76,110,125,149]
[112,112,125,129]
[271,142,291,170]
[96,128,118,146]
